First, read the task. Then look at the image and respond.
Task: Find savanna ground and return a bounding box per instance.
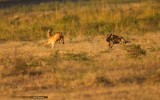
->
[0,0,160,100]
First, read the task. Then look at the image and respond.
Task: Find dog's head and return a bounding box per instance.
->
[120,38,131,44]
[106,33,113,42]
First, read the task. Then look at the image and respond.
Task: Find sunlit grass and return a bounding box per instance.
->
[0,0,159,41]
[0,0,160,99]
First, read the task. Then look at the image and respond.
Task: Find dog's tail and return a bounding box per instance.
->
[121,38,131,44]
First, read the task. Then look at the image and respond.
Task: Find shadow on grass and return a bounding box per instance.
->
[0,0,52,9]
[0,0,90,9]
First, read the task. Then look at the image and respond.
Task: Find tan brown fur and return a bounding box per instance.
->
[45,29,64,49]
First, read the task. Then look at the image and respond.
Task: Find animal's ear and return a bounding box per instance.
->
[106,33,111,38]
[48,29,53,33]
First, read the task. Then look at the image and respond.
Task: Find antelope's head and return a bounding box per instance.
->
[47,29,53,38]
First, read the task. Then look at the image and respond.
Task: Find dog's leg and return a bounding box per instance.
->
[109,42,114,48]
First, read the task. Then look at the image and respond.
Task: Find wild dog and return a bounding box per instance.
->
[106,33,130,48]
[45,29,64,49]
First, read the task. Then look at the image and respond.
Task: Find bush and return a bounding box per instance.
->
[95,76,113,86]
[126,44,146,58]
[0,48,41,77]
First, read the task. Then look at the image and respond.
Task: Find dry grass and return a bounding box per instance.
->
[0,32,160,100]
[0,0,160,100]
[0,0,159,41]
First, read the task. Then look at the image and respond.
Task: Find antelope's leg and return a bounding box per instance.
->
[61,38,65,44]
[44,41,50,46]
[58,39,61,44]
[51,42,56,50]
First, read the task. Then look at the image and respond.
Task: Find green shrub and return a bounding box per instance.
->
[86,21,114,36]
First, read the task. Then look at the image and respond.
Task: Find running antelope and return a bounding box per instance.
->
[45,29,64,49]
[106,33,130,48]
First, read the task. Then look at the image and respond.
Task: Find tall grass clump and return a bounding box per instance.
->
[0,48,41,77]
[55,14,80,36]
[126,44,146,58]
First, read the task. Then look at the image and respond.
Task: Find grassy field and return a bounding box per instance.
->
[0,0,159,40]
[0,0,160,100]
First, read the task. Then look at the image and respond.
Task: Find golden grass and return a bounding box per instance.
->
[0,32,160,99]
[0,0,159,40]
[0,0,160,99]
